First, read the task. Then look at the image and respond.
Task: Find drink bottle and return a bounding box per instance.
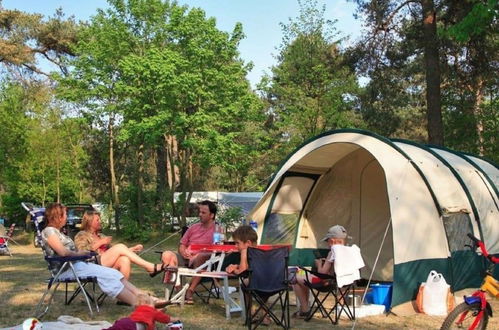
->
[213,224,221,244]
[219,225,225,243]
[249,220,258,232]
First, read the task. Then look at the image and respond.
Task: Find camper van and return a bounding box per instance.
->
[173,191,262,227]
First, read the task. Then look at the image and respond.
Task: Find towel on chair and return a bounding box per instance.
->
[331,244,365,288]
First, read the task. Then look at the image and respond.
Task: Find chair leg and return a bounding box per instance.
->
[34,281,61,319]
[305,288,337,325]
[336,285,355,321]
[249,291,289,329]
[245,292,252,330]
[67,263,96,316]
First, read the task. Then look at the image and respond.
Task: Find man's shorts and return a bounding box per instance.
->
[174,251,189,267]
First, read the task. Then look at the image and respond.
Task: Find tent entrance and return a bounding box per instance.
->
[260,172,319,246]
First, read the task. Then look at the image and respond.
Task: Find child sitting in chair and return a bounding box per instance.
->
[291,224,349,319]
[105,293,174,330]
[226,225,272,325]
[225,225,257,276]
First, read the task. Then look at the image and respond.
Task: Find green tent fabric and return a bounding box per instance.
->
[248,129,498,309]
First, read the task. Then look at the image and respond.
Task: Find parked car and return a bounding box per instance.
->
[65,204,95,237]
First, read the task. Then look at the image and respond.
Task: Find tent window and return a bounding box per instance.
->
[261,213,299,244]
[261,174,317,245]
[442,213,473,252]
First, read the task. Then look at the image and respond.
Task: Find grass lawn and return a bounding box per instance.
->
[1,231,498,329]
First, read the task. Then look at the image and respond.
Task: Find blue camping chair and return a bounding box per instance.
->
[241,246,290,329]
[35,252,104,318]
[22,203,105,318]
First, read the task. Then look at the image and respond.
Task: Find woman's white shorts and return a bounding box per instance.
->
[58,261,124,298]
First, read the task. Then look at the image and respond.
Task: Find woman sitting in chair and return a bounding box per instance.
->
[291,225,348,319]
[75,210,161,279]
[41,202,168,307]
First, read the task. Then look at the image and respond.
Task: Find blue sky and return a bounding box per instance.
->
[2,0,362,87]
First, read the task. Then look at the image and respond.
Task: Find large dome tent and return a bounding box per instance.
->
[248,129,498,311]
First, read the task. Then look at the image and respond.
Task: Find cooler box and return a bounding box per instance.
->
[339,304,385,319]
[370,283,392,311]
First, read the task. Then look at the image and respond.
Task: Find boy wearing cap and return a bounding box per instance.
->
[291,225,348,319]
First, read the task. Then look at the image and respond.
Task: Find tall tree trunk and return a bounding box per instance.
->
[109,114,120,232]
[165,134,180,226]
[42,171,46,207]
[178,148,193,228]
[56,155,60,203]
[156,137,167,224]
[469,34,487,156]
[421,0,444,145]
[136,143,144,225]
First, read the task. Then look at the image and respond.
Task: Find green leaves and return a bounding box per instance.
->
[261,0,362,147]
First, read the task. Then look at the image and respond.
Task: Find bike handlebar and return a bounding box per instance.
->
[467,233,499,264]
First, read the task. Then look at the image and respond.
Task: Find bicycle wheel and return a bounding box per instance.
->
[441,301,488,330]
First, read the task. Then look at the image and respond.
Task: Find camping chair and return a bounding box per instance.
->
[241,246,290,330]
[194,252,240,304]
[24,203,105,319]
[300,244,364,325]
[35,251,105,319]
[0,224,18,256]
[159,250,240,304]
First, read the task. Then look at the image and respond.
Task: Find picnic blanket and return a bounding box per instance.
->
[1,315,112,330]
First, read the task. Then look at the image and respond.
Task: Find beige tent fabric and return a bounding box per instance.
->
[271,176,315,214]
[300,147,395,280]
[433,148,499,254]
[248,130,498,284]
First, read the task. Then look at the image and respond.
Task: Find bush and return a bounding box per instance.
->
[119,217,151,241]
[217,206,244,238]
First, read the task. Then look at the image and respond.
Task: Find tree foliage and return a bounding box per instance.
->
[259,0,363,156]
[350,0,497,160]
[58,0,263,227]
[0,1,79,78]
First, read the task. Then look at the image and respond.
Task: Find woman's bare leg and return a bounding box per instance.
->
[122,278,143,295]
[117,279,167,307]
[116,287,136,306]
[100,243,155,273]
[113,255,131,279]
[161,250,178,267]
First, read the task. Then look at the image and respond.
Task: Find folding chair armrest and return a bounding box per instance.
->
[46,252,97,263]
[237,270,250,279]
[298,266,334,280]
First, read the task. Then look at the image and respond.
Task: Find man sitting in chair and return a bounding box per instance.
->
[291,225,349,319]
[161,200,217,304]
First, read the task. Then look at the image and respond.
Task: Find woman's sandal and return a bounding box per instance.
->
[153,299,169,309]
[184,289,194,305]
[291,310,310,319]
[149,264,166,278]
[251,315,271,326]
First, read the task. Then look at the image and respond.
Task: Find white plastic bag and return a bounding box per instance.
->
[422,270,450,316]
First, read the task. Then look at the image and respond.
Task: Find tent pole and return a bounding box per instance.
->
[352,217,392,330]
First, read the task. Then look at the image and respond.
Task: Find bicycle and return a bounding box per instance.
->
[440,233,499,330]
